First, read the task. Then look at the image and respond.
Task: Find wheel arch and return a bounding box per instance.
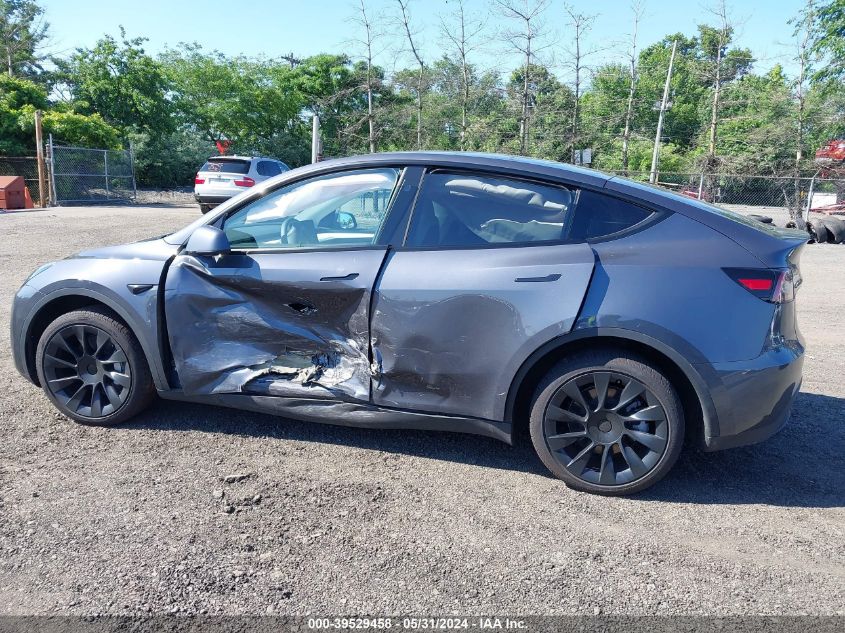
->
[22,288,168,390]
[504,328,719,447]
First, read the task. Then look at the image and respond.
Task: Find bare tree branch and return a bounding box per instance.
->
[440,0,486,150]
[395,0,426,149]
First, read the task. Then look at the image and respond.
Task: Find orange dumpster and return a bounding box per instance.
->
[0,175,26,210]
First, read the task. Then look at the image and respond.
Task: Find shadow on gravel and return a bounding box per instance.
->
[642,392,845,508]
[126,391,843,508]
[127,399,552,477]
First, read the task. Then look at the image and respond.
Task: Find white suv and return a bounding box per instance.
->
[194,156,290,213]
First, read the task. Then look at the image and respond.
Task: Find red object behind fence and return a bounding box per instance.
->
[0,175,26,210]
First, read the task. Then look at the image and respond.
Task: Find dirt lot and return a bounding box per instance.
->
[0,205,843,616]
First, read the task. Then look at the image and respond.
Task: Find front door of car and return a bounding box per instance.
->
[164,167,408,400]
[370,170,596,422]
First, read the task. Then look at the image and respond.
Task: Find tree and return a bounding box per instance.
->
[0,75,119,153]
[496,0,550,154]
[352,0,380,153]
[0,0,48,78]
[57,29,173,137]
[440,0,485,150]
[621,1,645,174]
[810,0,845,82]
[700,2,753,171]
[792,0,818,165]
[395,0,426,149]
[562,3,599,161]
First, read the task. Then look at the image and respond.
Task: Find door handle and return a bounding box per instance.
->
[514,273,562,283]
[320,273,359,282]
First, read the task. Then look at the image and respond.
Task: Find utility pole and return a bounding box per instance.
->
[649,39,677,185]
[311,115,322,164]
[34,110,47,207]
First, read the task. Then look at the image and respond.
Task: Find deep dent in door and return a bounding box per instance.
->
[163,254,375,398]
[370,243,597,421]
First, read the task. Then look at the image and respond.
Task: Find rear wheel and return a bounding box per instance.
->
[35,308,155,426]
[199,203,213,214]
[529,350,684,495]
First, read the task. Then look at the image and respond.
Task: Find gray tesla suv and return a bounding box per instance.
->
[10,152,807,495]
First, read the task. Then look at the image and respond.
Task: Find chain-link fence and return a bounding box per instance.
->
[608,170,845,225]
[48,139,136,205]
[0,156,45,204]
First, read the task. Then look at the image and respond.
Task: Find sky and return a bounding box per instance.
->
[39,0,808,81]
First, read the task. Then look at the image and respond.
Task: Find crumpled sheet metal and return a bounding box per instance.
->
[163,255,372,400]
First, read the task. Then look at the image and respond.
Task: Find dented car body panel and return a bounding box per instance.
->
[11,151,806,453]
[164,249,387,399]
[370,243,595,420]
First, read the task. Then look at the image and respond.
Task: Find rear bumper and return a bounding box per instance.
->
[194,194,232,206]
[702,344,804,451]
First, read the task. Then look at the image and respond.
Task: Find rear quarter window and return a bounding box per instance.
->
[200,159,250,174]
[570,190,653,241]
[257,161,283,177]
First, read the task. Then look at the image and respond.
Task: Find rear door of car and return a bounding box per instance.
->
[370,170,596,422]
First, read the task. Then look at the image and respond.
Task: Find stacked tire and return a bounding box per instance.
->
[811,216,845,244]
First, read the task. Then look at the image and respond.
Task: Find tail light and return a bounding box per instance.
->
[724,268,796,303]
[194,174,205,184]
[234,176,255,187]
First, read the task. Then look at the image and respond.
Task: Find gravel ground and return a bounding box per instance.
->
[0,205,843,617]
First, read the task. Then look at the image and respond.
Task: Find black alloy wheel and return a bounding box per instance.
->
[529,351,684,495]
[36,308,155,425]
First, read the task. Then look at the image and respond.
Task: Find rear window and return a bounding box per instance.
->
[200,159,250,174]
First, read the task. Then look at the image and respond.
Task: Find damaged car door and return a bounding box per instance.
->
[370,171,596,421]
[164,168,402,400]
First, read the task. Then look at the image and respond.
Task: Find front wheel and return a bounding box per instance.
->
[529,350,684,495]
[35,308,155,426]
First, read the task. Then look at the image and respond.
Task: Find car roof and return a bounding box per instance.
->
[205,155,280,162]
[304,151,612,188]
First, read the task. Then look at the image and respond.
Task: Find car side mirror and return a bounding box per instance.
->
[185,225,231,256]
[336,211,357,230]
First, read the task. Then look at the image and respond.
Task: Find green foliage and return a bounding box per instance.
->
[38,109,121,149]
[812,0,845,81]
[56,28,174,136]
[0,0,48,78]
[0,74,120,153]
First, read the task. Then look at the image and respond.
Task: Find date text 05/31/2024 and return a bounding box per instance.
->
[307,618,528,630]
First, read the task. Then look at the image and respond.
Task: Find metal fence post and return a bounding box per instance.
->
[805,170,818,224]
[103,149,110,197]
[697,173,705,200]
[128,141,138,200]
[48,134,57,207]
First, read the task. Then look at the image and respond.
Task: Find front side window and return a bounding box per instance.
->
[222,168,400,250]
[405,172,575,248]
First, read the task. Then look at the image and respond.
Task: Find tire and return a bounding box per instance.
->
[529,349,684,496]
[748,214,773,224]
[199,203,213,214]
[810,221,829,243]
[35,307,155,426]
[818,216,845,244]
